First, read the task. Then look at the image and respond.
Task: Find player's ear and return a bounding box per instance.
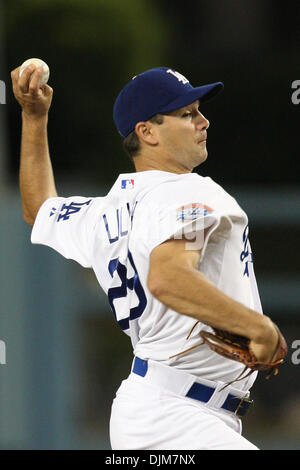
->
[135,121,158,146]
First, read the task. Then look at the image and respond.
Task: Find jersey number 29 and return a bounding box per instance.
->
[107,250,147,331]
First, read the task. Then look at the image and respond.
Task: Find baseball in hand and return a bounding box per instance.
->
[19,58,50,86]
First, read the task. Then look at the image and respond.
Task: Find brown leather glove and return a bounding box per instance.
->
[200,323,288,385]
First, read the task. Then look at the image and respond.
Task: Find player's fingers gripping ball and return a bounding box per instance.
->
[19,58,50,87]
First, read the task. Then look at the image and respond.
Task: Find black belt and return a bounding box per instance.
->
[133,356,253,419]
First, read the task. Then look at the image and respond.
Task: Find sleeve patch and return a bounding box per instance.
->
[176,203,213,221]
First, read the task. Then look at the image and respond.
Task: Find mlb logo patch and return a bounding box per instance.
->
[176,203,213,221]
[121,179,134,189]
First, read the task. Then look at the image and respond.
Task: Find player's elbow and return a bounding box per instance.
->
[22,211,35,226]
[147,266,171,300]
[22,205,36,226]
[147,275,161,299]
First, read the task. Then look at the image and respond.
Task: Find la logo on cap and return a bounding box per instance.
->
[166,69,189,85]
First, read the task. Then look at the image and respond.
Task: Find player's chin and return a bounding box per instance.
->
[202,149,208,161]
[195,147,208,165]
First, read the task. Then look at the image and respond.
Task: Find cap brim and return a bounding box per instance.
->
[158,82,224,114]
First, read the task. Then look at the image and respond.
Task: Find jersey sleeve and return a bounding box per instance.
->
[31,196,102,268]
[135,180,228,258]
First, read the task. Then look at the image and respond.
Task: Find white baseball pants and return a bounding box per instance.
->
[109,359,258,450]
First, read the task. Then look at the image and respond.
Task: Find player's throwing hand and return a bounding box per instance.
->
[11,64,53,119]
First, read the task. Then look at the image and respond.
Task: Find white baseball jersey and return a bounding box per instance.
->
[31,170,262,392]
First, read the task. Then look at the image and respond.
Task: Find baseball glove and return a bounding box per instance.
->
[199,323,288,386]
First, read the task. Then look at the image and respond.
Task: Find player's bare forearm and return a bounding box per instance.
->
[150,262,268,338]
[11,63,56,225]
[20,113,57,225]
[147,238,277,355]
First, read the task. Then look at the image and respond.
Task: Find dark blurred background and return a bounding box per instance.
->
[0,0,299,450]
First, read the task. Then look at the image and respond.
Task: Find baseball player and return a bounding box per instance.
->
[11,64,285,450]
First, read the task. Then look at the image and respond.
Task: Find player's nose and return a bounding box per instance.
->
[196,112,210,131]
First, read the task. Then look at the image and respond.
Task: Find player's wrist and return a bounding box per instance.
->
[251,315,277,344]
[22,110,49,123]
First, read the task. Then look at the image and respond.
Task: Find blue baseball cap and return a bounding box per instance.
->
[113,66,224,138]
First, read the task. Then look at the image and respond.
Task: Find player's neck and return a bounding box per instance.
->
[134,153,192,174]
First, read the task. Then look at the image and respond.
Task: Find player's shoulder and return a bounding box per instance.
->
[106,170,182,199]
[106,171,225,208]
[136,171,217,201]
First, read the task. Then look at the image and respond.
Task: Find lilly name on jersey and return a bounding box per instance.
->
[102,201,138,244]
